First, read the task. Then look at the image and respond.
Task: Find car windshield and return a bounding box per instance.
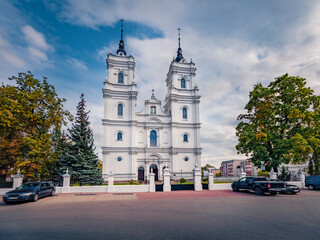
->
[17,183,40,190]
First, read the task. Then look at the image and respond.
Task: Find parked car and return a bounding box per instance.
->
[232,177,285,195]
[268,179,300,194]
[3,182,55,204]
[283,184,300,194]
[305,175,320,190]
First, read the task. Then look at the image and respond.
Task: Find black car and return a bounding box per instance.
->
[268,179,300,194]
[3,182,55,204]
[283,184,300,194]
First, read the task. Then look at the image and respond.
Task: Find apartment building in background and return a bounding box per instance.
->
[220,159,257,176]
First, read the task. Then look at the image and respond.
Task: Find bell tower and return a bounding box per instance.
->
[102,20,138,177]
[164,28,201,171]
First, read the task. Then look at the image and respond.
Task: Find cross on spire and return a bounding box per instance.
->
[175,27,184,62]
[120,19,124,41]
[178,27,181,49]
[117,19,126,56]
[152,89,154,96]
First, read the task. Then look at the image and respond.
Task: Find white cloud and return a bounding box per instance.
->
[21,25,52,63]
[1,49,26,68]
[22,25,51,51]
[67,57,88,70]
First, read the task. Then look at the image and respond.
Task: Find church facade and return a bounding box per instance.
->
[102,27,201,181]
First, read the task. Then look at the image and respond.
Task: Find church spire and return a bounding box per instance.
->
[175,28,184,62]
[117,19,126,56]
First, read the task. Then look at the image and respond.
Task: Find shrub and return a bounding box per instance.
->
[278,166,291,181]
[180,178,186,183]
[129,179,135,185]
[257,170,270,177]
[215,171,222,177]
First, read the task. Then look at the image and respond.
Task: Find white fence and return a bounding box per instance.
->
[0,171,307,195]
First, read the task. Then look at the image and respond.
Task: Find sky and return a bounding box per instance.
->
[1,0,320,168]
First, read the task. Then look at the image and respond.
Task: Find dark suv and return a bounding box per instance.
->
[305,176,320,190]
[3,182,55,203]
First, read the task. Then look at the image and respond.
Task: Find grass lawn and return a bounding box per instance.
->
[114,182,141,185]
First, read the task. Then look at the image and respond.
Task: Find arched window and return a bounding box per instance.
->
[117,157,122,162]
[117,132,123,141]
[181,78,186,88]
[117,104,123,116]
[150,130,157,147]
[184,157,189,162]
[183,134,188,142]
[182,107,187,119]
[118,72,124,83]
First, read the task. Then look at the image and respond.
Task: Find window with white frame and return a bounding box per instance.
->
[151,106,156,114]
[182,107,187,119]
[117,104,123,116]
[117,132,123,141]
[118,72,124,83]
[181,78,186,88]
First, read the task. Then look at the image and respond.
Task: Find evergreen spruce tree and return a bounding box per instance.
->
[55,130,73,177]
[62,94,103,185]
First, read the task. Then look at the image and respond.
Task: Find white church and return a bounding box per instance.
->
[102,25,201,181]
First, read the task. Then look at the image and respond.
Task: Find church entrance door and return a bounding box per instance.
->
[138,167,144,181]
[150,164,158,181]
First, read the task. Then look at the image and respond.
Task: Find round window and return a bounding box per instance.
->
[117,157,122,162]
[184,157,189,162]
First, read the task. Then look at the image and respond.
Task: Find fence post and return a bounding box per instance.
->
[61,169,71,193]
[208,173,214,190]
[269,170,277,180]
[300,172,306,188]
[12,168,24,189]
[193,165,202,191]
[149,172,155,192]
[108,171,114,193]
[163,167,171,192]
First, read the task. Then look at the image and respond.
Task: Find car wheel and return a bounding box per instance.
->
[308,185,315,190]
[51,189,55,196]
[33,194,39,202]
[254,187,264,195]
[3,199,8,204]
[232,186,239,192]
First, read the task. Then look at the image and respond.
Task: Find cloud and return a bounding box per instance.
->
[67,57,88,70]
[1,49,26,68]
[22,25,51,51]
[21,25,52,63]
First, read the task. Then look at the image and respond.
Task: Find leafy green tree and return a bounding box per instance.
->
[58,94,103,185]
[236,74,320,172]
[0,72,72,178]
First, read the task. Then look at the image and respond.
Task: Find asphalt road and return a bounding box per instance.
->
[0,190,320,240]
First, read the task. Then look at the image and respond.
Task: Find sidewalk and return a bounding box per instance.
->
[136,190,247,200]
